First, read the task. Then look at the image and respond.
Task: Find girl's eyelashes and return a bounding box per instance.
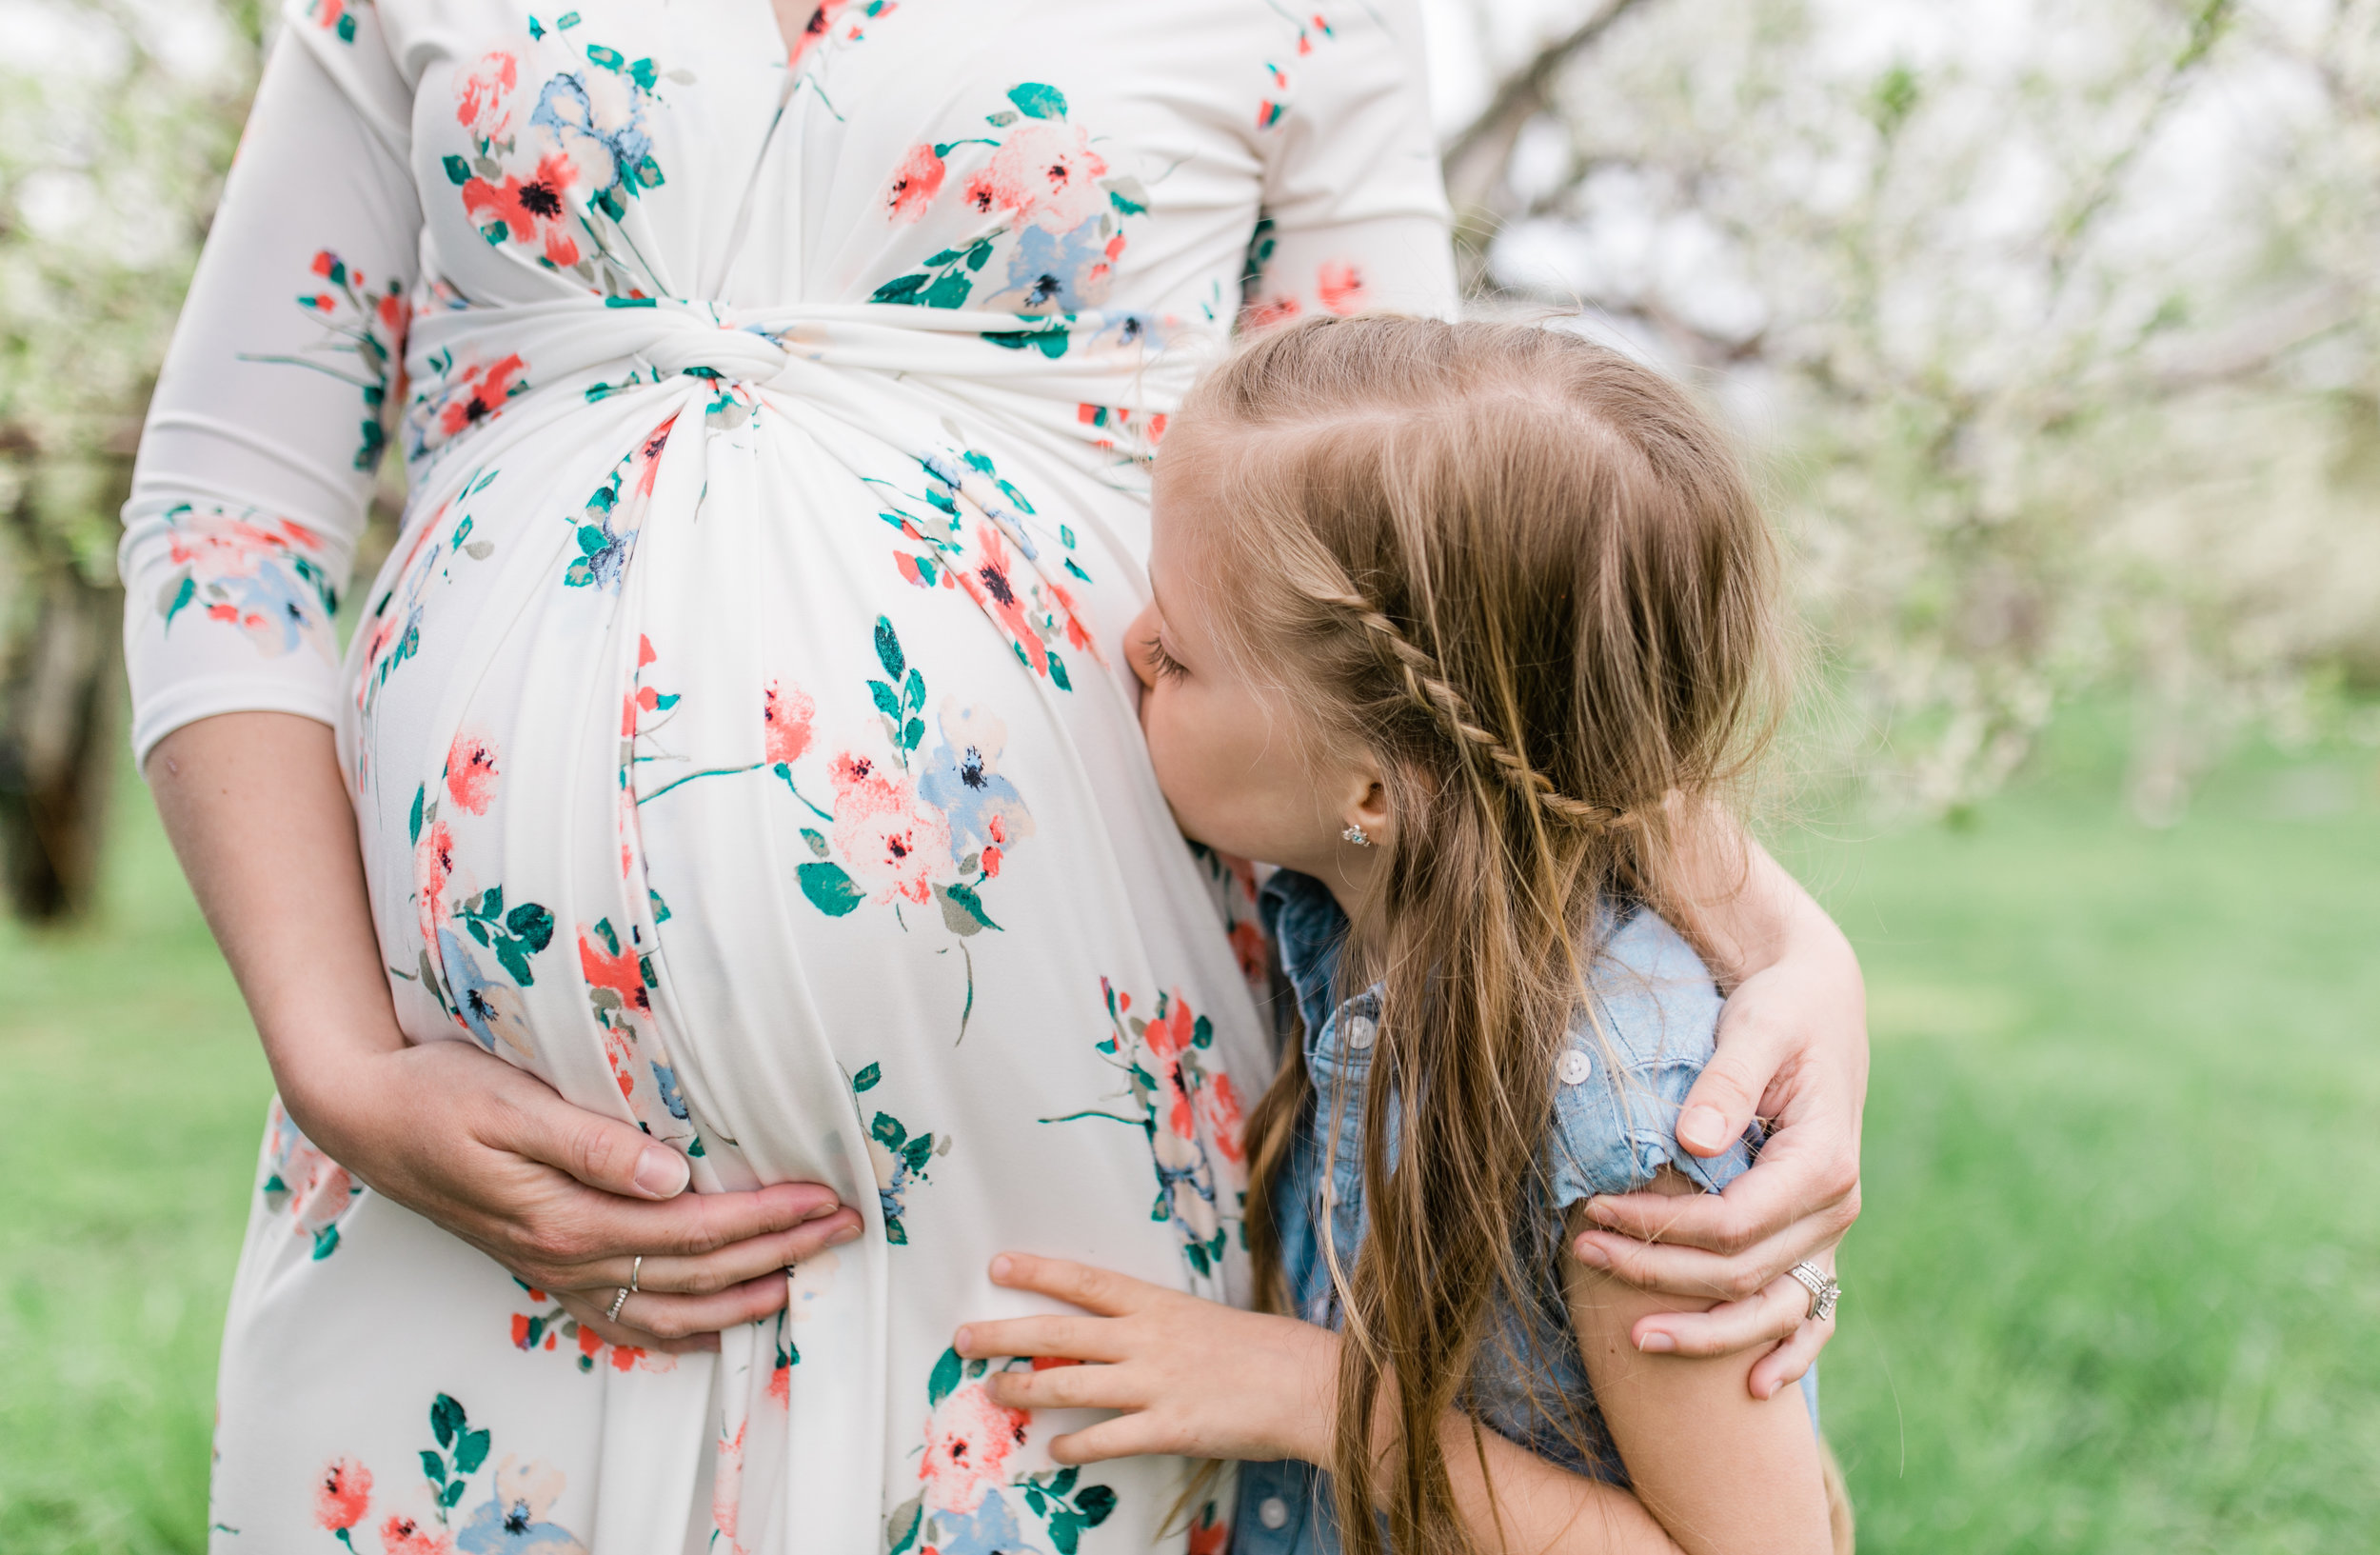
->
[1142,633,1190,682]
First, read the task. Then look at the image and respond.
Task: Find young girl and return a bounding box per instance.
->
[951,315,1853,1554]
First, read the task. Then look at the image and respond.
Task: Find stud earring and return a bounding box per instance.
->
[1342,824,1372,847]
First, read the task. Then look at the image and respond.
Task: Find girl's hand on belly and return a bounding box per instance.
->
[334,1039,864,1351]
[953,1253,1341,1466]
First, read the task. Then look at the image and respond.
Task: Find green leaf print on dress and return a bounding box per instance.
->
[875,444,1100,689]
[869,80,1157,330]
[884,1347,1118,1555]
[855,1061,950,1245]
[407,731,560,1062]
[1043,983,1249,1278]
[641,615,1037,1041]
[446,18,682,301]
[237,249,404,471]
[310,1394,590,1552]
[262,1100,364,1260]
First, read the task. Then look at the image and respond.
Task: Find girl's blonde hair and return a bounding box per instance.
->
[1180,315,1793,1554]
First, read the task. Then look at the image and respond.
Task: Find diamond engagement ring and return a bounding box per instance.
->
[606,1286,632,1322]
[1786,1261,1840,1323]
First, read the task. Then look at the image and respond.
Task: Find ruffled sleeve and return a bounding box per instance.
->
[1240,0,1458,329]
[117,0,422,765]
[1547,907,1755,1205]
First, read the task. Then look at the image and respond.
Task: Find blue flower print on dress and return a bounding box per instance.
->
[916,701,1035,873]
[531,70,658,202]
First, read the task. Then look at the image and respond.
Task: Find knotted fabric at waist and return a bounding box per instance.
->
[402,295,1215,474]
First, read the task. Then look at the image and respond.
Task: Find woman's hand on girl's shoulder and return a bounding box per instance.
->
[308,1038,863,1352]
[1570,888,1865,1399]
[954,1253,1340,1466]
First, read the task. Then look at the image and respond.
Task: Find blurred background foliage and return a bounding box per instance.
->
[9,0,2380,912]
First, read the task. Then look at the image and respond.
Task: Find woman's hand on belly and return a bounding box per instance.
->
[149,712,862,1352]
[329,1039,864,1351]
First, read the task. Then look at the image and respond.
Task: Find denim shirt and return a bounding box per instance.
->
[1232,870,1815,1555]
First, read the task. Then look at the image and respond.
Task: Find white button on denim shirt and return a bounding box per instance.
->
[1230,870,1819,1555]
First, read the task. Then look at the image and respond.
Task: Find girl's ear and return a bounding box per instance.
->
[1341,767,1393,847]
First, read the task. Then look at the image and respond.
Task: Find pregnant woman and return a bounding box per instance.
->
[126,2,1866,1550]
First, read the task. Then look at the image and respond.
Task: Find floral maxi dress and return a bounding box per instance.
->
[118,1,1456,1551]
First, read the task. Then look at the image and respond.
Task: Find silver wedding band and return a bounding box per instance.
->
[606,1286,631,1322]
[1787,1261,1840,1323]
[628,1255,644,1294]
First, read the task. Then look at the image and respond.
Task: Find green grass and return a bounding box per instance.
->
[5,723,2378,1552]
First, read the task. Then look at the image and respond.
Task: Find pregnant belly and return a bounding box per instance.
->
[339,384,1263,1272]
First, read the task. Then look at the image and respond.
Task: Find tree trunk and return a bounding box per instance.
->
[0,472,128,922]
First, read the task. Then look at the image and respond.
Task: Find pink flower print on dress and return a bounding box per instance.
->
[917,1380,1028,1515]
[446,728,501,815]
[414,817,456,966]
[578,925,651,1019]
[783,0,851,68]
[1318,260,1367,315]
[763,681,816,766]
[711,1422,749,1555]
[962,118,1109,234]
[827,753,951,907]
[883,144,946,222]
[462,156,585,269]
[380,1511,455,1555]
[314,1457,371,1539]
[436,353,531,440]
[455,52,519,141]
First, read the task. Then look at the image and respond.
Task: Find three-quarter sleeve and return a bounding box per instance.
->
[1240,0,1458,329]
[118,4,422,766]
[1547,907,1755,1205]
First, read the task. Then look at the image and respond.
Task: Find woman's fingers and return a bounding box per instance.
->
[1684,971,1802,1155]
[507,1182,855,1285]
[954,1315,1129,1365]
[1583,1135,1858,1262]
[1748,1309,1835,1401]
[1571,1209,1835,1305]
[986,1253,1156,1316]
[490,1064,694,1199]
[588,1270,800,1342]
[551,1289,720,1355]
[1631,1269,1812,1358]
[559,1207,865,1297]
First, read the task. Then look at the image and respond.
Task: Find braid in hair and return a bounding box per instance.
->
[1307,584,1636,833]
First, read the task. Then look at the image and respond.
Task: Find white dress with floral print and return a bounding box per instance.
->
[121,1,1454,1551]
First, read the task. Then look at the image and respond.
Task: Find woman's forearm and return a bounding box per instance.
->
[1668,800,1851,989]
[146,710,407,1154]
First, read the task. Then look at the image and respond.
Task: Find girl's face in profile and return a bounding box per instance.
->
[1123,421,1386,888]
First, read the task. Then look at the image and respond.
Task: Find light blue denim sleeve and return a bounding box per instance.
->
[1546,907,1752,1206]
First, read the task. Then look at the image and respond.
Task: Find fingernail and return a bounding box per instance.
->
[1584,1196,1619,1227]
[1573,1239,1611,1268]
[827,1224,862,1247]
[799,1201,842,1223]
[954,1326,973,1354]
[1678,1106,1729,1155]
[1754,1378,1775,1401]
[989,1254,1013,1281]
[1636,1331,1676,1353]
[634,1146,689,1199]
